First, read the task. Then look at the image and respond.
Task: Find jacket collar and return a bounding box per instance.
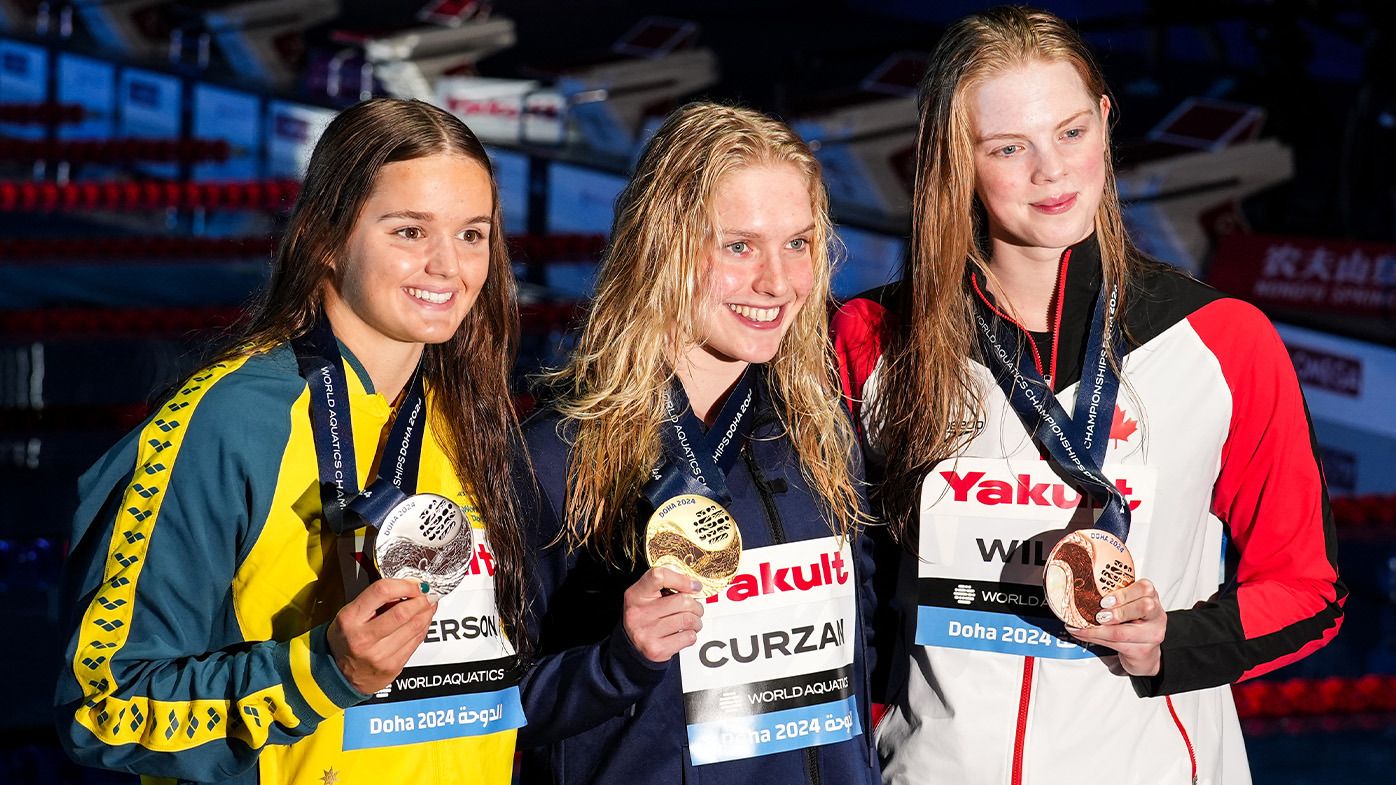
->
[967,233,1105,390]
[337,338,378,395]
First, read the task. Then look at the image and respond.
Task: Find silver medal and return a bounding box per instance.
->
[372,493,474,597]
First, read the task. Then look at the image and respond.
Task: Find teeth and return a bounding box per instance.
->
[407,287,452,305]
[728,304,779,323]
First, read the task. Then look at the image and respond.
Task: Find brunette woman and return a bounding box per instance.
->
[57,98,529,785]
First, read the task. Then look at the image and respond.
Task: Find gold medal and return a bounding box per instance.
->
[373,493,474,597]
[1043,529,1135,628]
[645,493,743,598]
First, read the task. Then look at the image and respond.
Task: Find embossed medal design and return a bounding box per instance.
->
[1043,529,1135,628]
[645,493,743,598]
[373,493,473,596]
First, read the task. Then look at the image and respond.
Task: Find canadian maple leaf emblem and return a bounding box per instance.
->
[1110,405,1138,445]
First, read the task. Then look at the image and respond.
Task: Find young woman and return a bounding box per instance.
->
[832,8,1344,784]
[56,98,529,785]
[515,102,880,784]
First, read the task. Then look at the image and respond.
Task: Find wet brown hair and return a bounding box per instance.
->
[872,6,1146,541]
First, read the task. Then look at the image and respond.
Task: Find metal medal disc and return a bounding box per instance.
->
[373,493,473,597]
[645,493,743,598]
[1043,529,1136,628]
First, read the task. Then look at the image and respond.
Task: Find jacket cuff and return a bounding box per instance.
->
[1129,608,1223,697]
[606,623,672,682]
[277,624,371,721]
[1129,664,1166,698]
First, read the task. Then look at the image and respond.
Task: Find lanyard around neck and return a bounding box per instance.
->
[291,316,428,534]
[972,279,1130,541]
[642,365,760,510]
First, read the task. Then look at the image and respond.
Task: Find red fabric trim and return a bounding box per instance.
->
[970,275,1044,374]
[830,297,890,425]
[1188,298,1343,677]
[1011,657,1034,785]
[1165,696,1198,782]
[1047,249,1071,388]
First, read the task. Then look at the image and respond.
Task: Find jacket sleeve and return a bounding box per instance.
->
[55,366,365,780]
[1136,299,1346,696]
[514,425,669,746]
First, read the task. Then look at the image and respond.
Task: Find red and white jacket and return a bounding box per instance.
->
[831,237,1344,785]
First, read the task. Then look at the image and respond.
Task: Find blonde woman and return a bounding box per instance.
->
[515,102,880,784]
[833,7,1343,784]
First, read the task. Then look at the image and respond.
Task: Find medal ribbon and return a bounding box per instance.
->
[972,282,1131,541]
[292,315,428,534]
[642,366,759,509]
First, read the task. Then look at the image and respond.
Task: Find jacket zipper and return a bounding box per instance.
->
[1004,248,1070,785]
[1165,696,1199,784]
[1045,249,1072,387]
[1010,656,1034,785]
[743,446,822,785]
[969,248,1073,388]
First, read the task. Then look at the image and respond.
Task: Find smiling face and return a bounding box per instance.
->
[323,153,493,360]
[970,58,1110,258]
[688,163,816,370]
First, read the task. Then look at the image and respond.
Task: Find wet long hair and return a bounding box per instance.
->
[872,6,1151,540]
[208,98,529,655]
[547,102,863,562]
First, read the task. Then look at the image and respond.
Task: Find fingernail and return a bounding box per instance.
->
[1100,594,1117,609]
[691,580,702,593]
[1065,626,1081,634]
[1096,610,1113,624]
[420,581,431,594]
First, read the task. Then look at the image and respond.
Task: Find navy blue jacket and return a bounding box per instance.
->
[514,394,881,785]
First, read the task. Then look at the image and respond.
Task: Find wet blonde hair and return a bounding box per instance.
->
[548,101,862,561]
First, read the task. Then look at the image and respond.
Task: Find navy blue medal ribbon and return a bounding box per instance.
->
[292,316,427,535]
[973,283,1131,541]
[642,366,759,509]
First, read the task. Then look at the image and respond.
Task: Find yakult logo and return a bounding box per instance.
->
[465,543,496,577]
[705,550,849,605]
[939,470,1143,512]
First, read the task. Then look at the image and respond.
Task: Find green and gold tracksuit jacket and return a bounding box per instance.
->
[56,342,520,785]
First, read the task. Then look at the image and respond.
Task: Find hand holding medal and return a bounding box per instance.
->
[1060,576,1166,677]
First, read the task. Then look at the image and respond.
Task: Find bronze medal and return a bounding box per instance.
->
[645,493,743,598]
[373,493,474,597]
[1043,529,1135,628]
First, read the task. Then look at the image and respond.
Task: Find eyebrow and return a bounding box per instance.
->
[378,210,433,222]
[721,223,817,239]
[377,210,491,224]
[976,109,1093,144]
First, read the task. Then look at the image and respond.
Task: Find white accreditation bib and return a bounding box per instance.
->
[679,537,862,765]
[913,456,1156,659]
[338,521,525,750]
